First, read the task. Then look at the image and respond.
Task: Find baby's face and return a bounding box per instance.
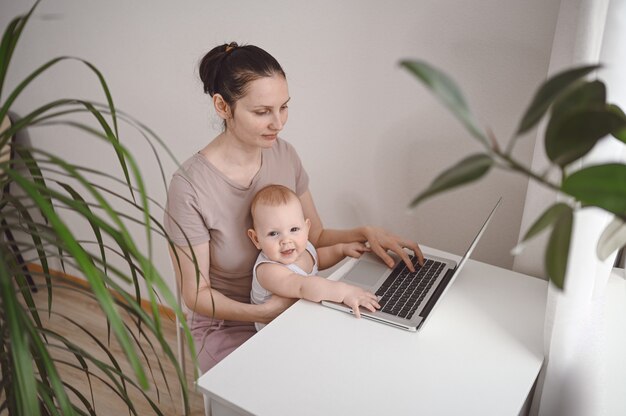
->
[250,198,310,265]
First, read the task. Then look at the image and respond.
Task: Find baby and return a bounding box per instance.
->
[248,184,380,330]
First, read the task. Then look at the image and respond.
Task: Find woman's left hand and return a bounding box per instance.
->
[360,226,424,271]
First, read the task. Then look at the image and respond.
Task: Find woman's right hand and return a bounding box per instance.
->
[258,295,297,324]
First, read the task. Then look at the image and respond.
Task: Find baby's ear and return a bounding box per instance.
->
[247,229,261,249]
[305,218,311,230]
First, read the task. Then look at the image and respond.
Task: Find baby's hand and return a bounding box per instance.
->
[342,242,370,259]
[340,283,380,318]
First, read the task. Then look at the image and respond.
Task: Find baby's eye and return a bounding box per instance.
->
[268,231,278,237]
[290,227,300,232]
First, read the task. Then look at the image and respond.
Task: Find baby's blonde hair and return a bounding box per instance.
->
[250,184,299,226]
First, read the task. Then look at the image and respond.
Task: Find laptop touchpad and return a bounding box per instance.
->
[343,259,389,288]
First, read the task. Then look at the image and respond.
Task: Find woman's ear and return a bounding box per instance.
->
[213,94,231,120]
[247,229,261,249]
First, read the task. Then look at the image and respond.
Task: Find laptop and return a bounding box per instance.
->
[321,198,501,331]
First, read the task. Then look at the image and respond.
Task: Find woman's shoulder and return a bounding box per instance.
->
[175,152,208,175]
[172,153,218,183]
[168,153,221,196]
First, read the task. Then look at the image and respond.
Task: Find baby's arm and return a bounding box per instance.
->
[317,242,370,270]
[256,262,379,318]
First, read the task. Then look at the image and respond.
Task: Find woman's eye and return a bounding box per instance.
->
[255,110,270,116]
[280,106,288,111]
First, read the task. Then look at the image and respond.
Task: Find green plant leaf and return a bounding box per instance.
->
[520,202,572,244]
[545,206,573,289]
[608,104,626,144]
[58,182,108,275]
[409,153,493,207]
[1,196,50,321]
[0,1,39,101]
[545,107,625,167]
[24,318,74,415]
[562,163,626,216]
[550,80,606,117]
[13,147,54,222]
[400,60,488,146]
[516,64,600,135]
[7,160,192,408]
[7,169,149,388]
[0,255,41,416]
[597,217,626,260]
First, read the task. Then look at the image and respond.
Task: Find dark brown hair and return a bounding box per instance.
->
[199,42,286,110]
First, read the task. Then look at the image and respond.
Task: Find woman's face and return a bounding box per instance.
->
[226,75,290,149]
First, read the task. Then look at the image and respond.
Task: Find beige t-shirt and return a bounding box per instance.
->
[164,138,309,305]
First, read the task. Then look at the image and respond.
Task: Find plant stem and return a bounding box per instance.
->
[494,150,562,193]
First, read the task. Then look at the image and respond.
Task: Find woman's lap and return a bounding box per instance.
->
[191,320,256,373]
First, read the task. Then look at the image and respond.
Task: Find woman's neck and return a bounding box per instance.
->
[201,132,262,186]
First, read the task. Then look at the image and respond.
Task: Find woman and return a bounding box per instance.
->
[164,42,423,372]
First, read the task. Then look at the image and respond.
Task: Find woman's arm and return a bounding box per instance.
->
[299,190,424,270]
[169,243,295,324]
[256,262,379,318]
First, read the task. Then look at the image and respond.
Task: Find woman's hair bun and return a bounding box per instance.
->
[199,42,285,106]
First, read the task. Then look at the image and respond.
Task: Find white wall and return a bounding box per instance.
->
[1,0,561,296]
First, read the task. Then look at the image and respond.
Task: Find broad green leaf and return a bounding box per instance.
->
[545,108,624,167]
[608,104,626,144]
[597,217,626,260]
[562,163,626,215]
[551,80,606,117]
[516,64,600,135]
[521,202,572,243]
[400,60,488,146]
[409,153,493,207]
[545,206,573,289]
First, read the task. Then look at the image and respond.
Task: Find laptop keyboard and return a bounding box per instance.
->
[375,258,446,319]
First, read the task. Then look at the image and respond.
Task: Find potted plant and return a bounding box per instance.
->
[0,2,195,415]
[400,59,626,288]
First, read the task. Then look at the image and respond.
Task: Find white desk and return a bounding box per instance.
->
[197,249,547,416]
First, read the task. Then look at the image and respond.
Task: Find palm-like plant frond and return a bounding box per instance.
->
[0,2,197,415]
